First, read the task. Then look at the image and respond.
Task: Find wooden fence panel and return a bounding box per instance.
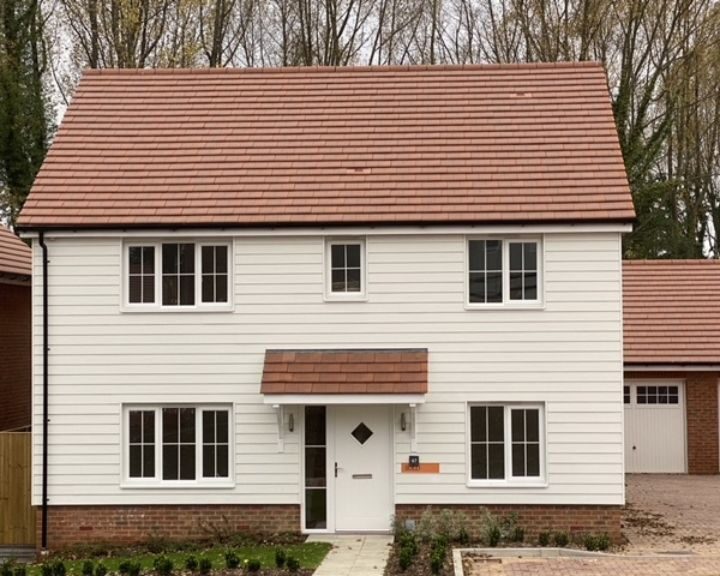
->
[0,432,35,545]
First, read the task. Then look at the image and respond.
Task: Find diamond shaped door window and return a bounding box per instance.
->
[351,422,373,445]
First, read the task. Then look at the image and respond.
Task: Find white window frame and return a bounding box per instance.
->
[464,236,543,309]
[324,238,367,301]
[466,402,546,487]
[122,240,232,312]
[121,404,234,488]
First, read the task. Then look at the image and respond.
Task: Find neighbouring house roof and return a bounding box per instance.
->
[17,62,634,230]
[261,349,428,395]
[0,225,31,280]
[623,260,720,366]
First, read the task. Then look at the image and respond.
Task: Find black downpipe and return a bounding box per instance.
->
[39,232,49,551]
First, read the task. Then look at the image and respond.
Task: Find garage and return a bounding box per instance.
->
[624,380,686,473]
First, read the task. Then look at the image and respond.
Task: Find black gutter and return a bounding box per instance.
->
[39,231,49,551]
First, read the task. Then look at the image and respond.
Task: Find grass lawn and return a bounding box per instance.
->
[21,542,332,575]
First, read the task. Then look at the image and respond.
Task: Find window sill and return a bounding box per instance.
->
[120,305,234,314]
[464,302,545,311]
[323,294,368,303]
[466,480,548,489]
[120,481,236,490]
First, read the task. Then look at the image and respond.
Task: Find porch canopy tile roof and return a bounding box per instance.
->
[0,225,31,278]
[18,62,634,229]
[261,348,428,395]
[623,259,720,366]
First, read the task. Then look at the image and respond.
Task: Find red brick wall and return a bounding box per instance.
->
[686,373,719,474]
[0,281,31,431]
[625,370,719,474]
[38,504,301,550]
[395,504,623,543]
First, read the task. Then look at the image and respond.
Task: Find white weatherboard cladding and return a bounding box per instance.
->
[31,232,624,506]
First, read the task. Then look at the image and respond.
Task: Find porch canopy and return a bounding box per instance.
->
[260,348,428,405]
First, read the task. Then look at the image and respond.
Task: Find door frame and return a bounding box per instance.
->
[300,404,396,534]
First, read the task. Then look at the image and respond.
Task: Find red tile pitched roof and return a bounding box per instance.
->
[623,260,720,366]
[0,225,31,278]
[261,349,428,395]
[17,63,634,229]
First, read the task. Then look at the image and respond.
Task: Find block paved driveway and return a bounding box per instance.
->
[466,475,720,576]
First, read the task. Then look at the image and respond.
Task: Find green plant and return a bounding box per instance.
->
[398,531,418,556]
[538,531,551,547]
[429,547,446,575]
[485,525,501,547]
[81,561,94,576]
[274,549,286,568]
[1,561,13,576]
[509,526,524,543]
[398,547,414,571]
[13,566,26,576]
[52,561,66,576]
[94,564,107,576]
[184,557,198,573]
[596,533,611,551]
[40,565,52,576]
[245,559,261,573]
[286,556,300,573]
[457,526,470,545]
[127,563,141,576]
[553,532,569,547]
[118,562,131,575]
[198,557,212,575]
[224,551,240,569]
[153,556,173,576]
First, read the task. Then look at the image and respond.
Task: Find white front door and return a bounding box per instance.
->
[333,405,393,532]
[624,380,687,473]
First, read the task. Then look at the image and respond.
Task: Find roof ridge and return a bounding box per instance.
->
[82,61,605,76]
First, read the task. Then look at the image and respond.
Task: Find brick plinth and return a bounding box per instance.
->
[686,373,719,474]
[395,504,623,543]
[38,504,300,550]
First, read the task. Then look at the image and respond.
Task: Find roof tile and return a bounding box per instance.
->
[0,225,31,278]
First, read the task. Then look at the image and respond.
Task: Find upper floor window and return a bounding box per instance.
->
[467,238,541,306]
[125,241,231,310]
[326,239,365,299]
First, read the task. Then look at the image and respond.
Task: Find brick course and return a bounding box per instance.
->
[395,504,623,543]
[0,281,31,431]
[38,504,300,551]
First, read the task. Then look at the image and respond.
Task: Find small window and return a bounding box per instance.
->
[468,240,503,304]
[636,385,678,405]
[202,410,229,478]
[128,410,155,478]
[326,240,365,298]
[509,242,538,301]
[128,246,155,303]
[162,244,195,306]
[624,386,630,404]
[469,404,544,484]
[201,245,229,303]
[162,407,196,480]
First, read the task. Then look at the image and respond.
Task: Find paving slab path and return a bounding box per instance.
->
[307,534,392,576]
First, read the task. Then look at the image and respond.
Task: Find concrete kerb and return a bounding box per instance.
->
[451,547,704,576]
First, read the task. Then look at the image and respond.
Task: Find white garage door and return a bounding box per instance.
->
[624,380,686,473]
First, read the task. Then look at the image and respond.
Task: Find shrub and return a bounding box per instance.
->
[81,561,94,576]
[398,547,414,571]
[583,534,610,552]
[13,566,26,576]
[457,526,470,545]
[153,557,173,576]
[485,525,501,547]
[118,562,131,575]
[274,549,286,569]
[509,526,524,543]
[184,557,198,573]
[415,507,471,544]
[245,559,261,573]
[40,565,52,576]
[127,563,141,576]
[429,546,446,576]
[398,531,418,557]
[1,562,13,576]
[538,531,551,547]
[52,561,66,576]
[596,533,611,551]
[94,564,108,576]
[553,532,569,547]
[224,552,240,570]
[198,557,212,575]
[286,556,300,573]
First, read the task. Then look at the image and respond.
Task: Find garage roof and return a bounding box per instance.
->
[17,62,634,229]
[624,260,720,366]
[0,225,31,280]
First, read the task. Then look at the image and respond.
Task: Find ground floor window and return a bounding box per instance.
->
[125,405,232,485]
[304,406,327,529]
[469,403,544,484]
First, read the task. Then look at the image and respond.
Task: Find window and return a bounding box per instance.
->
[467,238,541,306]
[124,406,232,485]
[304,406,327,529]
[124,242,231,309]
[624,386,630,404]
[128,246,155,303]
[469,404,544,483]
[326,239,365,298]
[201,246,229,303]
[636,385,679,405]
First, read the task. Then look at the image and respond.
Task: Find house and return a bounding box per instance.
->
[16,63,636,551]
[623,260,720,475]
[0,225,32,432]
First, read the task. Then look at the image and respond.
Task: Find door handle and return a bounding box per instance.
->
[335,462,339,477]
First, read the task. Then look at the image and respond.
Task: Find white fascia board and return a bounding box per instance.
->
[263,394,426,405]
[21,223,632,240]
